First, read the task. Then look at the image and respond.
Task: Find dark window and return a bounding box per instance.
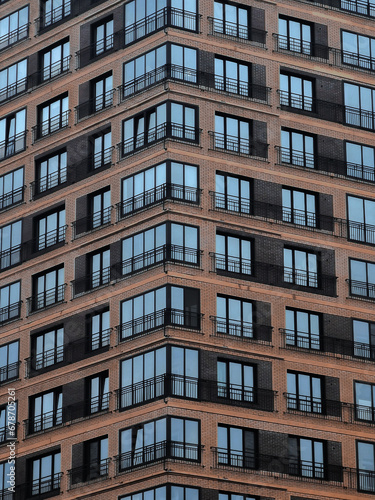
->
[119,416,199,470]
[41,0,71,27]
[349,258,375,298]
[93,18,113,56]
[88,308,110,351]
[355,382,375,421]
[213,1,250,39]
[214,56,250,96]
[0,281,21,325]
[120,346,198,408]
[285,308,321,350]
[282,187,317,227]
[84,436,109,480]
[36,150,67,194]
[342,30,375,70]
[0,402,17,442]
[217,424,256,468]
[287,371,322,413]
[0,59,27,102]
[0,108,26,160]
[37,94,69,137]
[214,114,252,154]
[35,207,66,251]
[32,266,65,310]
[284,247,318,287]
[280,128,315,168]
[120,485,199,500]
[91,72,113,112]
[29,450,61,496]
[90,248,110,288]
[32,326,64,370]
[353,319,375,359]
[0,6,29,51]
[347,195,375,244]
[215,172,251,214]
[88,371,109,414]
[216,295,254,337]
[92,130,112,169]
[341,0,375,16]
[289,436,325,478]
[220,493,258,500]
[0,220,22,270]
[344,82,375,130]
[89,188,111,229]
[123,101,198,155]
[346,141,375,182]
[357,441,375,493]
[278,17,312,54]
[0,167,24,210]
[0,461,14,498]
[217,360,254,401]
[41,39,70,81]
[30,388,62,433]
[0,340,19,383]
[280,73,314,111]
[216,233,252,275]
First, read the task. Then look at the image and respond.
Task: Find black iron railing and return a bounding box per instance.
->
[32,110,70,142]
[292,0,375,19]
[0,186,24,211]
[0,245,21,271]
[27,284,66,314]
[68,458,110,488]
[0,302,21,327]
[209,131,268,159]
[208,17,267,46]
[75,89,115,121]
[0,23,29,51]
[348,279,375,299]
[72,268,112,297]
[0,361,20,384]
[24,409,63,435]
[29,472,62,497]
[72,207,112,238]
[211,316,273,344]
[285,393,343,418]
[0,131,27,161]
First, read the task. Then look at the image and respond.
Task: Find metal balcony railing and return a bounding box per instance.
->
[0,361,20,384]
[32,110,70,142]
[0,186,24,210]
[72,206,112,239]
[71,268,112,297]
[0,23,29,51]
[27,284,66,314]
[75,89,115,121]
[0,245,21,271]
[0,131,27,161]
[29,472,62,497]
[208,17,267,46]
[348,278,375,299]
[0,302,21,327]
[68,458,110,488]
[211,316,273,344]
[209,131,268,159]
[292,0,375,20]
[24,409,63,436]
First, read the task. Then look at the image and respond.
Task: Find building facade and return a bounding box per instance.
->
[0,0,375,498]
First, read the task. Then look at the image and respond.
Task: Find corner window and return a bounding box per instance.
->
[280,129,315,168]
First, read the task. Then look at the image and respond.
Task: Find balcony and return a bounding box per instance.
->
[72,206,113,239]
[117,308,203,342]
[75,89,115,122]
[71,268,112,297]
[27,284,66,314]
[0,23,29,52]
[285,393,342,419]
[209,131,268,159]
[0,245,21,272]
[0,131,27,161]
[68,459,110,489]
[347,278,375,300]
[24,409,62,436]
[0,361,20,384]
[208,17,267,47]
[0,186,25,211]
[211,315,273,344]
[291,0,375,20]
[0,302,22,327]
[116,183,201,219]
[22,226,67,260]
[32,111,70,143]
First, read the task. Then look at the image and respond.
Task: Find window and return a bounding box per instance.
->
[119,416,200,470]
[342,31,375,70]
[347,196,375,244]
[0,281,21,325]
[1,461,14,498]
[123,102,197,155]
[214,57,250,96]
[120,346,198,408]
[219,494,258,500]
[92,73,113,112]
[35,207,66,251]
[32,266,65,311]
[217,424,256,468]
[120,485,199,500]
[38,94,69,137]
[0,220,22,270]
[30,389,62,433]
[213,1,250,39]
[121,160,199,215]
[285,308,321,350]
[0,167,24,210]
[0,59,27,102]
[216,295,253,337]
[124,0,197,45]
[280,73,313,111]
[41,39,70,81]
[215,114,252,155]
[349,258,375,298]
[0,6,29,50]
[346,141,375,181]
[278,17,311,54]
[284,247,318,287]
[353,319,375,359]
[42,0,71,27]
[344,82,375,130]
[89,188,111,229]
[120,285,200,340]
[93,18,113,56]
[92,130,111,169]
[32,326,64,370]
[341,0,375,16]
[0,340,19,383]
[0,402,17,442]
[282,188,317,227]
[84,437,109,480]
[88,371,109,413]
[30,451,61,496]
[88,309,110,351]
[287,372,322,413]
[280,129,315,168]
[215,173,251,214]
[288,436,324,478]
[216,233,252,275]
[36,150,67,194]
[123,43,197,97]
[90,248,110,289]
[121,222,199,274]
[0,108,26,160]
[355,382,375,421]
[357,441,375,493]
[217,360,254,401]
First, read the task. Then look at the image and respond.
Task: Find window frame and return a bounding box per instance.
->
[347,194,375,245]
[287,371,323,413]
[31,325,64,371]
[217,423,257,469]
[280,128,315,169]
[0,166,24,210]
[40,38,70,82]
[87,370,109,414]
[285,307,321,350]
[0,281,21,325]
[35,149,68,195]
[215,232,253,276]
[29,387,63,433]
[283,246,319,288]
[0,6,29,51]
[288,435,325,479]
[0,340,19,383]
[279,72,314,112]
[357,440,375,493]
[32,265,65,311]
[34,206,66,252]
[37,93,69,138]
[349,257,375,298]
[28,449,61,497]
[282,186,318,227]
[0,108,27,160]
[278,16,312,55]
